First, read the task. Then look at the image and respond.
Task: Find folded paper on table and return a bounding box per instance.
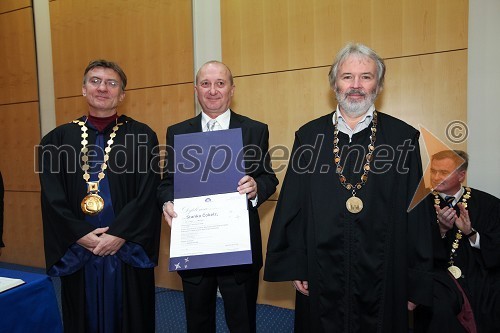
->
[0,276,25,293]
[169,128,252,271]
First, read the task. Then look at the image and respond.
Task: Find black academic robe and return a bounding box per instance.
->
[38,115,162,333]
[264,112,433,333]
[415,188,500,333]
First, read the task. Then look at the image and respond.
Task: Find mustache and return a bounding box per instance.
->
[346,89,366,96]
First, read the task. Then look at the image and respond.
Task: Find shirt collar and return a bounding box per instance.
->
[332,105,375,139]
[201,109,231,131]
[438,187,465,206]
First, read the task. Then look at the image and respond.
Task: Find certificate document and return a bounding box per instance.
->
[169,192,251,271]
[169,128,253,271]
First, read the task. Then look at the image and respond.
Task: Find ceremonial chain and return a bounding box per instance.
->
[433,186,471,279]
[73,118,124,215]
[333,111,378,214]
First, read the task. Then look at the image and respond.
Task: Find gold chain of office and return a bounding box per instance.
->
[72,118,124,216]
[333,111,378,214]
[432,186,471,279]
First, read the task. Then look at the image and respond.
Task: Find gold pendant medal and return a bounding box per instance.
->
[346,196,363,214]
[448,265,462,279]
[73,117,124,216]
[332,111,377,215]
[81,193,104,215]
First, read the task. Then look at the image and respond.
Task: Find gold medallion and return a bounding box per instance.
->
[81,193,105,215]
[73,117,124,217]
[448,265,462,279]
[333,111,377,214]
[346,196,363,214]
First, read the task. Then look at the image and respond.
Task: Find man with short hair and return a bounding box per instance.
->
[39,59,161,333]
[157,60,278,332]
[264,42,433,332]
[414,150,500,333]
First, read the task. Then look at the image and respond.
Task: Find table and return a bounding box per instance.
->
[0,268,63,333]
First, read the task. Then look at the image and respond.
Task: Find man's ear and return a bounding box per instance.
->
[458,169,467,183]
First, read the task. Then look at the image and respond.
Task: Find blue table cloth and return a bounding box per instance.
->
[0,268,62,333]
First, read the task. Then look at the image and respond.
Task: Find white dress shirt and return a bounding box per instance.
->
[332,105,375,141]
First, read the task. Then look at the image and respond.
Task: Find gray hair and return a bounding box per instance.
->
[328,43,386,90]
[83,59,127,91]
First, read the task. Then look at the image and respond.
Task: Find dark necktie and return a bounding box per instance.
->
[443,195,461,217]
[444,196,455,208]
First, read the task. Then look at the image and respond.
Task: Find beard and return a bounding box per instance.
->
[336,88,378,118]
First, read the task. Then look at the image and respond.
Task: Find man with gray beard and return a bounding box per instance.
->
[264,43,434,332]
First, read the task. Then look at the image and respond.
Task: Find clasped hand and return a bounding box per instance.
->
[434,203,472,236]
[76,226,125,256]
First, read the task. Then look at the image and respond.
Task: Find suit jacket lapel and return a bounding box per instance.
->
[229,110,244,129]
[188,113,203,133]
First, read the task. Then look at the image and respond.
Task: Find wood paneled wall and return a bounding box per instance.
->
[0,0,31,15]
[222,0,468,308]
[50,0,194,99]
[0,0,468,310]
[0,3,43,267]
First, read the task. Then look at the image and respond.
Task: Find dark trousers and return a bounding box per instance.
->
[182,270,259,333]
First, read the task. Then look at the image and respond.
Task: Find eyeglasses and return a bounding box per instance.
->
[87,77,120,89]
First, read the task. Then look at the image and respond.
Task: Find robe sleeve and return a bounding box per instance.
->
[475,193,500,269]
[106,127,162,263]
[264,132,308,282]
[38,130,96,270]
[406,132,434,306]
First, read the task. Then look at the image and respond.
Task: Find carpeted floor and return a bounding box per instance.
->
[0,262,294,332]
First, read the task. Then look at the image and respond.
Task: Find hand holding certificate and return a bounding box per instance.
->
[169,128,252,271]
[170,192,251,270]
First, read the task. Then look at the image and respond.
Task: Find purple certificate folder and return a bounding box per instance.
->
[169,128,252,271]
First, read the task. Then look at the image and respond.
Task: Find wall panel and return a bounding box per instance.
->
[0,0,31,14]
[231,67,332,199]
[0,7,38,104]
[222,0,468,76]
[0,2,41,269]
[49,0,194,98]
[380,50,468,143]
[257,200,295,309]
[0,103,41,191]
[155,216,183,291]
[0,191,45,268]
